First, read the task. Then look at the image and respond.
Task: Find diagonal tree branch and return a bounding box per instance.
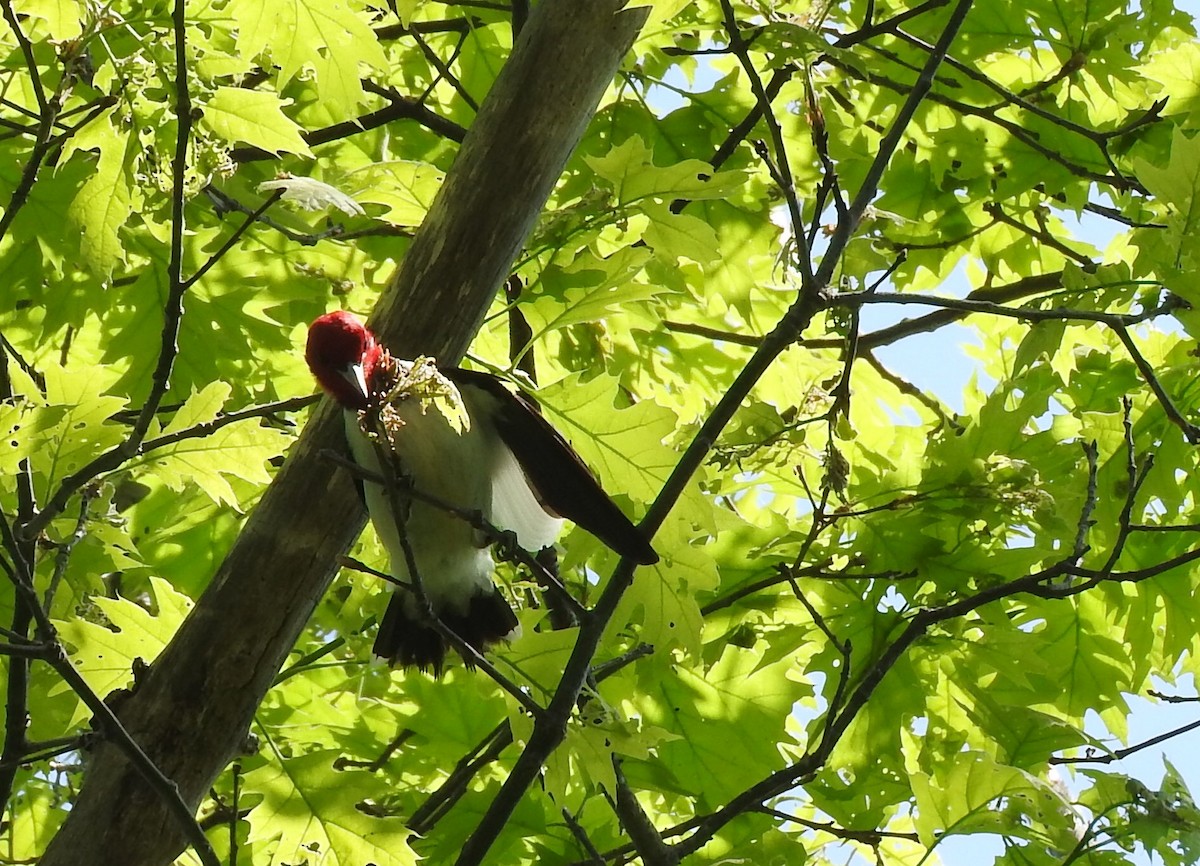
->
[38,2,648,863]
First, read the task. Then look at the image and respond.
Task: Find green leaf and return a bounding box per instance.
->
[226,0,387,117]
[538,371,678,507]
[66,137,133,276]
[54,577,193,723]
[243,750,417,866]
[910,751,1071,848]
[133,384,291,509]
[202,88,314,156]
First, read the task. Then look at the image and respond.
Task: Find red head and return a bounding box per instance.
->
[306,311,383,410]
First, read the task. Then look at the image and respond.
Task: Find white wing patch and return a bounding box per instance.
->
[488,438,563,553]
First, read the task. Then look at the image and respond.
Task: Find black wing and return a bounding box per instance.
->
[447,368,659,565]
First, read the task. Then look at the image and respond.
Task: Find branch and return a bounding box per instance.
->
[1050,717,1200,766]
[757,806,919,844]
[184,189,284,289]
[0,0,68,244]
[140,395,318,453]
[1114,326,1200,444]
[40,4,653,861]
[230,81,467,163]
[410,642,653,837]
[609,755,677,866]
[719,0,812,283]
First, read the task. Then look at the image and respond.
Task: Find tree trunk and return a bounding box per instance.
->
[38,2,647,863]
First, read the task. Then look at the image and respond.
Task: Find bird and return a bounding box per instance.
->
[305,310,659,674]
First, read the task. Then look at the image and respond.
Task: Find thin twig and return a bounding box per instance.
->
[720,0,813,284]
[43,486,98,611]
[140,395,318,453]
[0,0,67,244]
[1050,717,1200,766]
[1068,440,1100,566]
[411,28,479,111]
[757,806,920,843]
[609,755,678,865]
[562,805,605,865]
[185,189,284,289]
[1114,326,1200,443]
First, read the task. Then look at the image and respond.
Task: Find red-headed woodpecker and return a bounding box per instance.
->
[306,311,658,673]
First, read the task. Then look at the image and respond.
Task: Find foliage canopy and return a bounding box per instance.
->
[3,0,1200,864]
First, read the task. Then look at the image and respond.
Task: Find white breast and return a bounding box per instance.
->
[345,379,562,616]
[345,405,492,614]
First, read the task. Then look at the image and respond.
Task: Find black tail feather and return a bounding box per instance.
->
[373,588,519,676]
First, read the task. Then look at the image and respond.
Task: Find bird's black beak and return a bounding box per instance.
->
[337,362,370,407]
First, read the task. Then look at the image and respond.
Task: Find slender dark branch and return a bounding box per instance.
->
[141,395,318,453]
[139,0,193,447]
[826,289,1183,326]
[43,486,97,611]
[758,806,920,843]
[1096,399,1151,575]
[702,565,910,615]
[272,634,348,684]
[1147,690,1200,703]
[1068,440,1099,565]
[0,342,37,815]
[662,320,761,346]
[411,642,653,837]
[889,27,1153,159]
[831,0,950,48]
[1051,717,1200,766]
[201,185,383,246]
[829,44,1143,193]
[610,755,678,866]
[229,762,241,866]
[408,721,513,834]
[184,189,283,288]
[0,735,83,770]
[0,1,66,244]
[703,65,795,179]
[0,331,45,393]
[788,577,852,725]
[984,201,1098,268]
[827,303,860,424]
[230,82,466,163]
[410,28,480,111]
[22,395,316,540]
[48,96,119,147]
[1114,326,1200,444]
[861,349,961,431]
[1,0,46,113]
[0,641,52,658]
[335,728,414,772]
[374,17,484,39]
[511,0,529,34]
[561,805,604,865]
[719,0,813,284]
